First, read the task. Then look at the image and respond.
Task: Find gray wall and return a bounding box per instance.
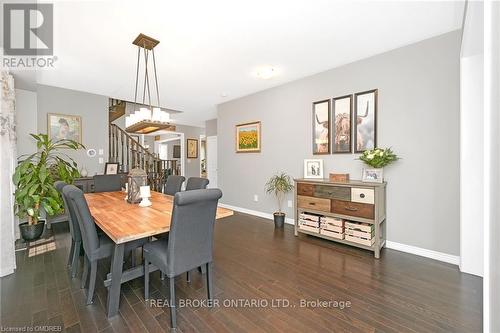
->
[37,85,109,176]
[178,124,205,179]
[217,31,461,255]
[205,119,217,136]
[15,89,37,158]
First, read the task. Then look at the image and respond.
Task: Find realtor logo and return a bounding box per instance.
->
[3,3,53,55]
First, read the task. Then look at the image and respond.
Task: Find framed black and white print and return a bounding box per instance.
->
[312,99,331,155]
[332,95,352,153]
[354,89,377,153]
[104,162,119,175]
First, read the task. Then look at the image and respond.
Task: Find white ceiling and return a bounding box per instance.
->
[35,0,464,127]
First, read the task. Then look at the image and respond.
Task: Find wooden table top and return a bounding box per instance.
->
[84,191,234,244]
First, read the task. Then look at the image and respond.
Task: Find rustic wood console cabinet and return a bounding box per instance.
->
[294,178,387,258]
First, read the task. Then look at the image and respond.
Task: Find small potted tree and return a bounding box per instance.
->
[13,134,83,241]
[265,172,294,228]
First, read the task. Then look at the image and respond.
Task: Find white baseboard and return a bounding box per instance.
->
[385,241,460,266]
[220,203,460,266]
[219,203,294,225]
[0,267,15,277]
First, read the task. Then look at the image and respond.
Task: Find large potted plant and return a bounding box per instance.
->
[265,172,294,228]
[13,134,84,241]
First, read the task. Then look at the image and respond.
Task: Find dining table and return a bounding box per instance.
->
[84,190,234,318]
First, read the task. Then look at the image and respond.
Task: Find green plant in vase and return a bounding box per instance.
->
[359,147,399,168]
[358,147,399,182]
[265,172,294,228]
[13,134,84,241]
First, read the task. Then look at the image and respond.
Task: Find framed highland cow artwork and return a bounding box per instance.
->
[354,89,377,153]
[312,99,330,155]
[332,95,352,153]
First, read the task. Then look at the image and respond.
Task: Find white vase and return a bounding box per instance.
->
[80,167,88,177]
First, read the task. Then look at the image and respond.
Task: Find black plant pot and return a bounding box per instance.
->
[273,213,285,228]
[19,220,45,242]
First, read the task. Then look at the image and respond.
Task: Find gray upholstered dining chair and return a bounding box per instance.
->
[63,185,147,304]
[144,189,223,328]
[185,177,209,191]
[93,174,122,192]
[55,181,82,278]
[163,175,185,195]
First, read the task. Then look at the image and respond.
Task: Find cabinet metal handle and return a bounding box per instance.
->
[309,202,316,205]
[344,206,358,211]
[360,194,365,198]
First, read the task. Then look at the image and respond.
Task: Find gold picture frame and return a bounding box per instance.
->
[47,113,82,144]
[235,121,261,153]
[187,138,198,159]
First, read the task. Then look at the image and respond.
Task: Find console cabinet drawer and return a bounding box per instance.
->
[331,199,374,220]
[297,195,331,212]
[314,185,351,201]
[351,188,375,204]
[297,183,314,196]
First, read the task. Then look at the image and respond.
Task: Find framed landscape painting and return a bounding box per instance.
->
[47,113,82,143]
[354,89,377,153]
[332,95,352,153]
[312,99,330,154]
[236,121,261,153]
[187,138,198,158]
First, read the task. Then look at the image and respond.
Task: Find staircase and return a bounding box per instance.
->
[108,123,178,192]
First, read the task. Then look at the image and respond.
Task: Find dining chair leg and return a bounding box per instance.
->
[67,239,75,267]
[130,249,136,267]
[169,277,176,328]
[86,261,97,304]
[70,240,81,278]
[144,260,149,301]
[81,256,89,289]
[206,262,213,301]
[198,265,207,274]
[186,271,191,283]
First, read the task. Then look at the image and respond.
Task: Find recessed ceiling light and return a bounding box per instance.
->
[220,92,228,97]
[255,66,278,79]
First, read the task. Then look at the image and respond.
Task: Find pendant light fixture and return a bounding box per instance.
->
[125,33,175,134]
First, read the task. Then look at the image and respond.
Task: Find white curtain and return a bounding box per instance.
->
[0,70,17,277]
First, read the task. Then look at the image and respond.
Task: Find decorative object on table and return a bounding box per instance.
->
[173,145,181,158]
[139,186,152,207]
[187,138,198,158]
[332,95,352,153]
[86,148,97,158]
[312,100,330,154]
[47,113,82,144]
[235,121,261,153]
[329,173,350,182]
[104,162,119,175]
[127,168,148,203]
[12,134,84,241]
[80,166,88,177]
[362,168,384,183]
[265,172,294,228]
[303,159,324,179]
[358,147,398,183]
[354,89,377,152]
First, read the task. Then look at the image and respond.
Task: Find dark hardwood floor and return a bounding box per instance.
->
[1,213,482,332]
